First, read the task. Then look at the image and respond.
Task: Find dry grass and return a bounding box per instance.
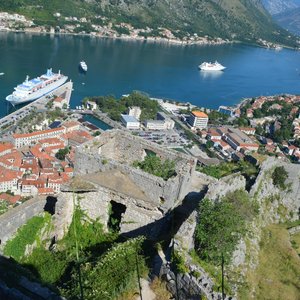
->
[239,224,300,300]
[150,277,172,300]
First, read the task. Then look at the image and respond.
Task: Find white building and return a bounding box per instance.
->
[12,127,66,148]
[188,111,208,129]
[121,114,140,130]
[87,101,97,111]
[144,120,166,130]
[156,112,175,129]
[128,106,142,120]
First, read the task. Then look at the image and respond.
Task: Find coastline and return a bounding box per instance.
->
[1,27,232,47]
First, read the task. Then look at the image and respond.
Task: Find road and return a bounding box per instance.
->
[0,81,73,135]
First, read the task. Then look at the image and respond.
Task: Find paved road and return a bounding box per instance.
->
[0,81,73,132]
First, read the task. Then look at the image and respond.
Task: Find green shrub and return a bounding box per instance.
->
[272,166,288,190]
[195,190,257,264]
[171,250,189,274]
[133,155,176,181]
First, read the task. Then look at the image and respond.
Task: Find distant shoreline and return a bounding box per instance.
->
[2,28,231,47]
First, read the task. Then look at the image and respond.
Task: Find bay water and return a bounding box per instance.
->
[0,32,300,118]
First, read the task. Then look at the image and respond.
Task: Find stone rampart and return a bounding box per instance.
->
[74,130,196,210]
[0,197,46,250]
[57,183,165,238]
[205,173,246,202]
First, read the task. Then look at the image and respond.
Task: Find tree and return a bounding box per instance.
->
[195,190,257,264]
[195,198,244,263]
[55,147,70,160]
[272,166,288,190]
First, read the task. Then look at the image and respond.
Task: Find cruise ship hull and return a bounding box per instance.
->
[6,76,68,106]
[199,66,226,71]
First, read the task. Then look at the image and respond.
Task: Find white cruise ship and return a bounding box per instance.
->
[6,69,68,106]
[198,61,226,71]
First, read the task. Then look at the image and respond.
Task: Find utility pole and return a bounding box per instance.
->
[135,243,143,300]
[221,253,225,300]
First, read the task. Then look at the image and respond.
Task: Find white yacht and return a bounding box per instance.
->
[199,61,226,71]
[79,61,88,72]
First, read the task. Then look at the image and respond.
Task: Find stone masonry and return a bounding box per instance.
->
[74,130,197,212]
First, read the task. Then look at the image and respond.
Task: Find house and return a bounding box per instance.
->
[62,121,81,133]
[239,127,256,135]
[223,128,259,152]
[0,193,21,205]
[53,96,68,109]
[207,128,222,140]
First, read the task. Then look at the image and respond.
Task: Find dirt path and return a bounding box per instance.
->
[135,278,156,300]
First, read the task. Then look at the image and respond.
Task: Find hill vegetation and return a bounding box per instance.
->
[4,205,148,299]
[84,91,159,121]
[0,0,298,46]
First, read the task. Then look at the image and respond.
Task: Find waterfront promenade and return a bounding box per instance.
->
[0,81,73,130]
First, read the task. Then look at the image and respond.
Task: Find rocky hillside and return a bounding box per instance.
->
[274,7,300,35]
[262,0,300,15]
[0,0,297,46]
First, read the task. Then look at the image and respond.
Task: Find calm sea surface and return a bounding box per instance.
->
[0,32,300,118]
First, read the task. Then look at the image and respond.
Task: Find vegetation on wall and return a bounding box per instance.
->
[272,166,288,190]
[133,155,176,180]
[5,202,147,299]
[198,161,258,180]
[195,190,258,264]
[4,212,51,260]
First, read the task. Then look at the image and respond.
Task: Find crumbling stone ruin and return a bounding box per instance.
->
[68,129,197,236]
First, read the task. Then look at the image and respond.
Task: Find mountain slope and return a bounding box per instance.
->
[262,0,300,15]
[0,0,297,46]
[274,7,300,35]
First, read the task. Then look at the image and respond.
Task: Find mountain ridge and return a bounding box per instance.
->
[262,0,300,15]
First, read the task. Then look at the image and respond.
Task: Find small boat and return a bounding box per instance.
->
[198,61,226,71]
[0,73,4,76]
[79,61,88,72]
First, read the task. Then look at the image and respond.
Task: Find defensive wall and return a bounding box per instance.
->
[74,129,197,212]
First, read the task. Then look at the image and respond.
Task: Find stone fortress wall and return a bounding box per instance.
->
[74,130,197,211]
[0,197,46,249]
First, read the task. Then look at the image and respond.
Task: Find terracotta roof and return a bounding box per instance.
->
[0,142,14,154]
[62,121,81,128]
[191,111,208,118]
[37,187,55,195]
[53,97,65,103]
[0,193,21,204]
[13,127,65,139]
[0,169,23,182]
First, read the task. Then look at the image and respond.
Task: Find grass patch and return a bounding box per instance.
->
[150,277,172,300]
[4,213,51,261]
[239,224,300,299]
[198,161,258,180]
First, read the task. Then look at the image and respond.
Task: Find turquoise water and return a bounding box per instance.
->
[1,32,300,118]
[83,114,112,131]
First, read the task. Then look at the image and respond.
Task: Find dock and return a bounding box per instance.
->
[0,81,73,131]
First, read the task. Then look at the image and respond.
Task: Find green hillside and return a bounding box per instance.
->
[0,0,297,46]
